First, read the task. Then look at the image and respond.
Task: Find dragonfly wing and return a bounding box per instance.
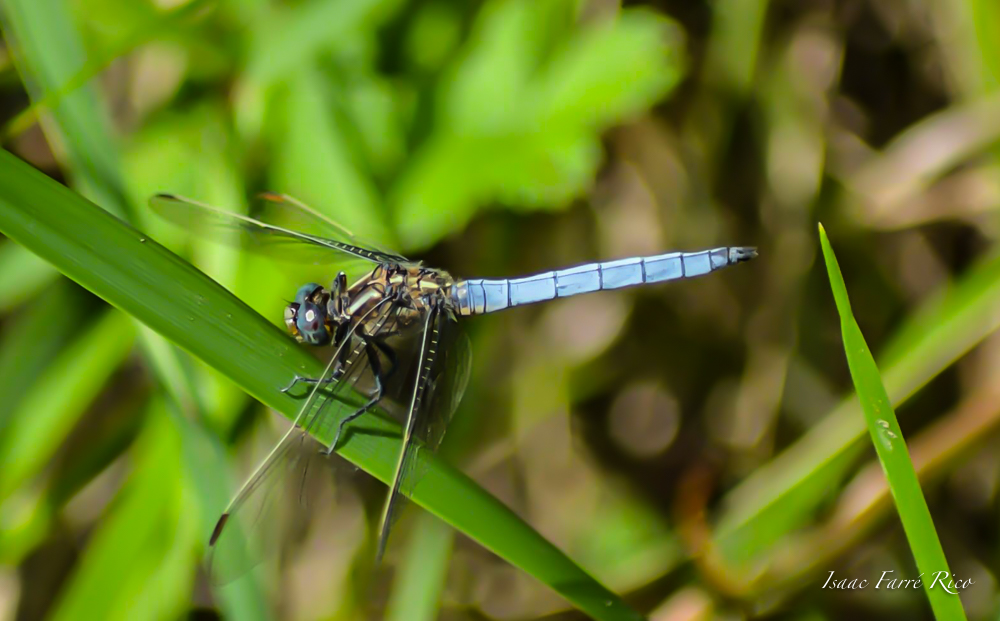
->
[149,193,404,266]
[419,326,471,458]
[375,308,471,561]
[206,424,319,584]
[208,298,395,583]
[255,192,408,262]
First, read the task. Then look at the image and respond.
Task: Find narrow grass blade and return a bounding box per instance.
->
[0,282,80,434]
[818,223,967,621]
[715,244,1000,562]
[0,0,130,216]
[0,149,643,621]
[0,310,135,501]
[384,512,454,621]
[47,402,196,621]
[0,241,58,311]
[0,0,213,141]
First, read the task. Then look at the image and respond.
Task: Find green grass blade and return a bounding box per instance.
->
[0,281,79,433]
[715,244,1000,562]
[3,3,275,614]
[47,402,196,621]
[818,223,966,621]
[168,399,272,621]
[0,0,130,216]
[384,512,454,621]
[0,0,213,141]
[0,309,135,501]
[0,241,58,311]
[0,149,643,621]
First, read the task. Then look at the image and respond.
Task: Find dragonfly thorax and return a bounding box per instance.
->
[285,265,456,346]
[346,263,456,321]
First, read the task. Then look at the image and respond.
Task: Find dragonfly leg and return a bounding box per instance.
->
[370,333,399,381]
[323,336,387,455]
[281,344,352,394]
[282,323,354,393]
[280,367,343,393]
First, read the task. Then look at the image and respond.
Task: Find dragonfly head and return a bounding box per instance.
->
[285,283,333,346]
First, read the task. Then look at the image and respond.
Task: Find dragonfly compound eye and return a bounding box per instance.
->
[295,301,330,345]
[289,282,331,345]
[294,282,325,305]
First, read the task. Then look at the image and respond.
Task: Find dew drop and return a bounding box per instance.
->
[878,427,895,451]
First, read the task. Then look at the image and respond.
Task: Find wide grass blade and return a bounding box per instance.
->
[818,223,966,621]
[0,148,643,621]
[1,2,273,617]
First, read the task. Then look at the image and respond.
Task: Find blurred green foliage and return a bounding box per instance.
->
[1,0,999,620]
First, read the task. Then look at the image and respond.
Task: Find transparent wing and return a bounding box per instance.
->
[149,193,407,265]
[375,308,472,561]
[418,322,472,459]
[255,192,407,261]
[208,298,396,583]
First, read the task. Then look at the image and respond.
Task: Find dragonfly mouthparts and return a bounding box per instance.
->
[730,247,758,263]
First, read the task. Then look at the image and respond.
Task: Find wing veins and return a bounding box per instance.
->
[375,306,439,562]
[256,192,407,262]
[151,193,402,264]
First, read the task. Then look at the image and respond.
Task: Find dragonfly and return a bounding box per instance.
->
[150,192,756,575]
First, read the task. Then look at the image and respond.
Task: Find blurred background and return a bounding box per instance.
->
[1,0,999,619]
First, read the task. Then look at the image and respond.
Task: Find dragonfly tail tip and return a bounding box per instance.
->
[730,247,758,263]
